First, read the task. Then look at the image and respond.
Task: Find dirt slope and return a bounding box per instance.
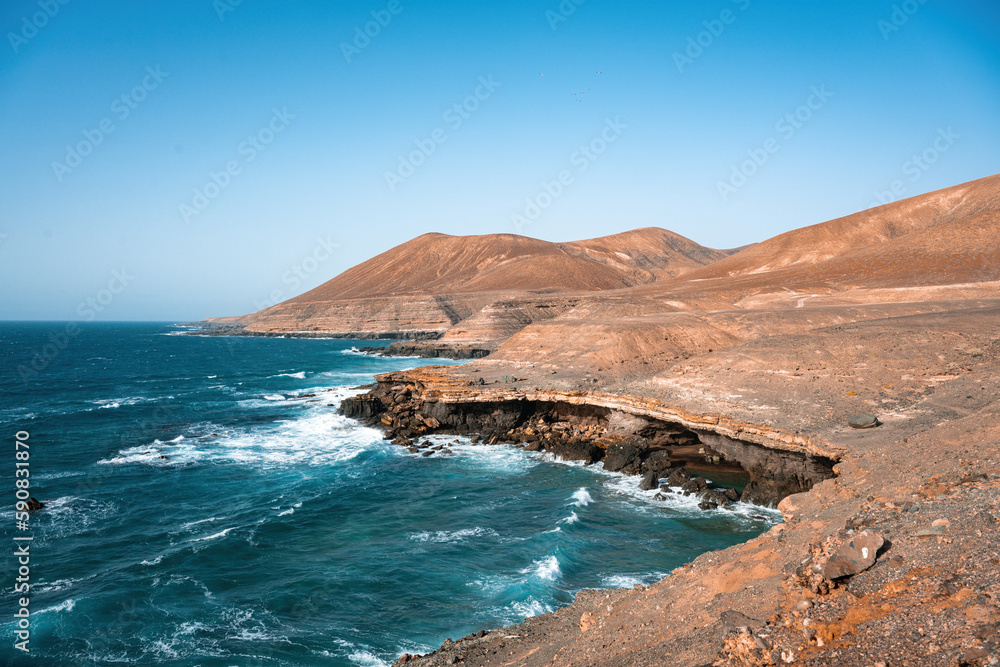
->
[684,173,1000,280]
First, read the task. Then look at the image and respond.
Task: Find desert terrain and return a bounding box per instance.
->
[206,173,1000,665]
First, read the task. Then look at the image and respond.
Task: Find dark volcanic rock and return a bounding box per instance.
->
[639,471,659,490]
[667,469,691,487]
[26,497,44,511]
[821,531,885,579]
[680,477,709,495]
[546,439,603,464]
[698,489,732,510]
[602,440,644,473]
[640,449,672,475]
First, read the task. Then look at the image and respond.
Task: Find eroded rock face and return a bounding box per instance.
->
[339,380,833,512]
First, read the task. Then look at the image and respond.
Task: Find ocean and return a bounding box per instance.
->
[0,322,776,666]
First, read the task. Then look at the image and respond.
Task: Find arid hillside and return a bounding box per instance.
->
[210,226,733,339]
[205,173,1000,349]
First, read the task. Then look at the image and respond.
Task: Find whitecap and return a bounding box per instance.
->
[36,599,76,615]
[33,575,93,594]
[599,572,667,589]
[91,396,162,410]
[571,487,593,506]
[189,527,234,543]
[508,597,554,619]
[560,511,579,524]
[410,526,499,543]
[523,555,561,581]
[263,394,286,401]
[349,650,392,667]
[269,371,306,379]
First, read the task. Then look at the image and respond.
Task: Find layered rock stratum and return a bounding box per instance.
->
[205,173,1000,665]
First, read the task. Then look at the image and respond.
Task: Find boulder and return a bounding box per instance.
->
[821,530,885,579]
[546,439,604,465]
[602,440,644,474]
[680,477,709,495]
[698,489,732,509]
[640,449,672,475]
[639,471,659,490]
[848,414,879,429]
[666,469,691,487]
[26,497,44,511]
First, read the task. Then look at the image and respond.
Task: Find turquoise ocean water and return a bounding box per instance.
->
[0,322,775,666]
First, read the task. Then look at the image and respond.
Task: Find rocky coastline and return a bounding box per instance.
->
[331,301,1000,667]
[340,374,836,509]
[181,321,446,340]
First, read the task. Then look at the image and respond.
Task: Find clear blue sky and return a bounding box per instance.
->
[2,0,998,321]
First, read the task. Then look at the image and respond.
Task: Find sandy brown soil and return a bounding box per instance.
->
[387,301,1000,667]
[208,173,1000,664]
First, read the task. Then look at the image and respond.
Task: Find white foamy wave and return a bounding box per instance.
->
[180,517,218,530]
[560,511,579,524]
[349,651,392,667]
[141,555,164,566]
[269,371,306,379]
[36,599,76,615]
[102,407,389,470]
[410,526,499,543]
[33,575,94,594]
[509,597,554,619]
[98,437,187,466]
[442,440,539,474]
[600,572,667,589]
[189,527,235,543]
[602,471,781,525]
[318,370,385,381]
[277,508,295,517]
[263,394,286,401]
[571,487,593,506]
[91,396,165,410]
[524,555,561,581]
[30,496,118,539]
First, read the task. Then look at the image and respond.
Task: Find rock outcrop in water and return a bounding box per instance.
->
[341,372,837,508]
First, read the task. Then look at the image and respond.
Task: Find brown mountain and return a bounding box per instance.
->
[684,172,1000,281]
[286,227,730,302]
[221,227,731,338]
[208,174,1000,352]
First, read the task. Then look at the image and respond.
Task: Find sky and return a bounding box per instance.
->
[1,0,999,321]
